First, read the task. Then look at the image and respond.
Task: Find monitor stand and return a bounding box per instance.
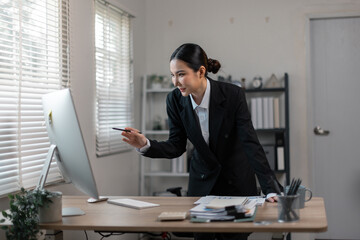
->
[36,144,104,216]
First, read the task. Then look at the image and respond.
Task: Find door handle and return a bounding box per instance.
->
[314,126,330,136]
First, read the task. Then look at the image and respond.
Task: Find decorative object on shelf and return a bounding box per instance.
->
[1,188,61,240]
[149,74,174,89]
[217,75,225,82]
[149,74,163,89]
[241,78,246,89]
[162,76,172,88]
[232,80,242,87]
[152,116,163,130]
[164,118,169,130]
[217,75,232,83]
[264,73,282,88]
[251,75,263,89]
[218,75,245,88]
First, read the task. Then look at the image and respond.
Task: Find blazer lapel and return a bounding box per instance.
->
[179,96,219,168]
[179,96,207,148]
[208,79,226,153]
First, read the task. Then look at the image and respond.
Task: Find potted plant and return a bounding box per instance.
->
[149,74,163,89]
[0,188,61,240]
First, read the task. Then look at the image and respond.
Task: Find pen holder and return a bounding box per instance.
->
[277,194,300,222]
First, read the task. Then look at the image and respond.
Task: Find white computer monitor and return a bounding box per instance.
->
[39,89,101,205]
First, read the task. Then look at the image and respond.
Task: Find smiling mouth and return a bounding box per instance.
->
[179,88,186,92]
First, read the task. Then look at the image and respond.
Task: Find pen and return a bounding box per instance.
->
[112,128,142,134]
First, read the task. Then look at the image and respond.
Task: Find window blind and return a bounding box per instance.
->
[95,0,134,157]
[0,0,70,196]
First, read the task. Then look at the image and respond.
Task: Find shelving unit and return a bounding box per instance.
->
[140,75,189,196]
[245,73,290,185]
[139,73,290,196]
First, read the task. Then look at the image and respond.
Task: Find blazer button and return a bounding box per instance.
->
[224,134,229,139]
[201,174,205,179]
[228,180,233,185]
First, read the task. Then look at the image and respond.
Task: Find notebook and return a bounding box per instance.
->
[107,198,160,209]
[205,197,248,209]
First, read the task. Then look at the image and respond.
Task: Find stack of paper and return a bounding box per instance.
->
[190,196,260,222]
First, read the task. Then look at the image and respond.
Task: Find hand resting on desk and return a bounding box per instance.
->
[265,193,278,203]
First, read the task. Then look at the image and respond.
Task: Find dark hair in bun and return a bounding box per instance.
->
[207,58,221,74]
[170,43,221,76]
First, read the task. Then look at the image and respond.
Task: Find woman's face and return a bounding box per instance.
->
[170,59,204,97]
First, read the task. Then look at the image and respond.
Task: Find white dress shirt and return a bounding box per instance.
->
[189,78,210,145]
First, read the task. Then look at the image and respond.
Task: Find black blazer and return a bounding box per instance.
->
[144,78,279,196]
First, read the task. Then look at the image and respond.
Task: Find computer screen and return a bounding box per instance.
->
[41,89,99,199]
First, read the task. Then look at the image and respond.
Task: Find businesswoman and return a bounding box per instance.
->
[122,43,280,240]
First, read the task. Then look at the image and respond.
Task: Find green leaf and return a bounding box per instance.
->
[8,194,14,200]
[15,195,21,201]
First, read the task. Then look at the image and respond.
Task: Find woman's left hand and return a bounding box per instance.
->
[266,196,278,203]
[265,193,278,202]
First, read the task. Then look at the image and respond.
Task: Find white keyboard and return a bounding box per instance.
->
[107,198,160,209]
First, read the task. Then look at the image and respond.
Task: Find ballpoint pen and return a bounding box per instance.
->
[112,128,142,134]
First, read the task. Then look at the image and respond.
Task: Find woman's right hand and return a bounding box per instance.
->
[121,127,148,149]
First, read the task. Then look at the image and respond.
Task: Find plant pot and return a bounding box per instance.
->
[39,191,62,223]
[151,82,162,89]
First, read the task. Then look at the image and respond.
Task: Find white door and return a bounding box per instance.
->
[309,17,360,239]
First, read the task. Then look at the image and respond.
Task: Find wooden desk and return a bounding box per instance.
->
[1,196,327,233]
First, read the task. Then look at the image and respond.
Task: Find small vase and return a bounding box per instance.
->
[39,191,62,223]
[151,82,162,89]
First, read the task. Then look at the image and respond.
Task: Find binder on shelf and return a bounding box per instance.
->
[256,98,263,129]
[273,98,280,128]
[177,156,184,173]
[280,94,286,128]
[268,97,274,128]
[171,158,177,173]
[250,98,257,129]
[276,147,285,171]
[263,98,269,129]
[275,133,285,171]
[263,145,276,170]
[183,151,188,173]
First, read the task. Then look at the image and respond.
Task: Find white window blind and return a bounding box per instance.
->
[95,0,134,157]
[0,0,70,196]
